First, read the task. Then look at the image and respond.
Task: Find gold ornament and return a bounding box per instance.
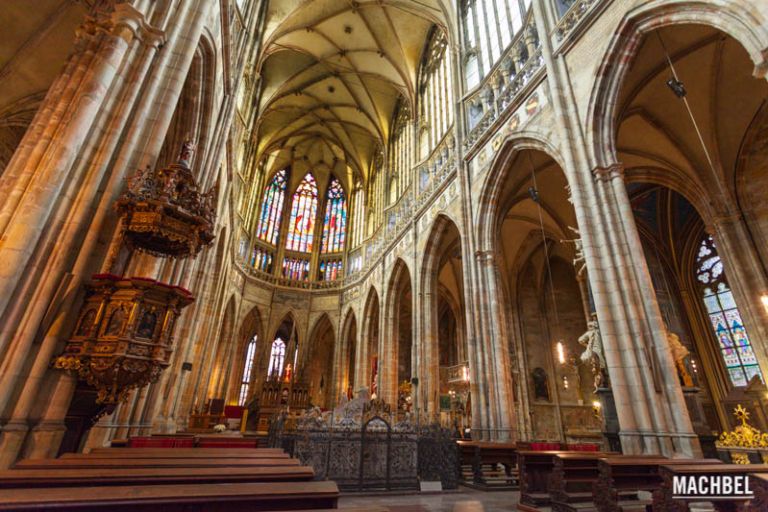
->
[715,404,768,449]
[115,141,216,258]
[54,275,194,404]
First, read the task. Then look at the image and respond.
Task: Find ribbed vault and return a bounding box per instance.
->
[255,0,450,193]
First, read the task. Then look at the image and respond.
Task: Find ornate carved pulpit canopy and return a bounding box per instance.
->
[54,274,194,404]
[115,141,217,258]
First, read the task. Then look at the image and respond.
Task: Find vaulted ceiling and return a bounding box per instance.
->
[254,0,451,194]
[617,24,768,214]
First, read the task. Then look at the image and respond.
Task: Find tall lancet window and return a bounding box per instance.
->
[285,173,318,252]
[321,178,347,253]
[256,169,287,245]
[696,235,763,387]
[238,335,257,406]
[267,337,286,378]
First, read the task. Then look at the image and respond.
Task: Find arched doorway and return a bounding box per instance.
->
[340,311,357,401]
[420,216,469,429]
[610,22,768,432]
[384,260,413,410]
[486,147,596,443]
[361,288,380,396]
[303,315,335,409]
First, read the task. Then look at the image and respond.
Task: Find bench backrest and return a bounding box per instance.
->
[0,480,339,511]
[0,465,315,488]
[13,457,300,469]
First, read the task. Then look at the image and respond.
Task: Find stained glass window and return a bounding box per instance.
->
[418,29,453,156]
[255,170,287,245]
[319,259,343,281]
[251,247,273,273]
[267,337,286,378]
[238,335,257,406]
[285,173,318,252]
[462,0,529,86]
[696,235,763,387]
[321,178,347,253]
[282,257,310,281]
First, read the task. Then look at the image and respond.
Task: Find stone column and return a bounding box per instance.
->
[420,287,440,423]
[473,249,516,441]
[379,279,398,406]
[0,2,174,466]
[592,164,700,456]
[532,0,699,456]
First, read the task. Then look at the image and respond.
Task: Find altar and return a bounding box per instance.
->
[253,376,310,433]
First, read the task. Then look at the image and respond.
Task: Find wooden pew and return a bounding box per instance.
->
[13,456,300,470]
[653,463,768,512]
[65,448,288,459]
[0,465,314,489]
[748,473,768,512]
[593,457,722,512]
[90,446,280,453]
[196,436,259,448]
[549,452,621,512]
[0,480,339,511]
[457,441,518,489]
[518,450,617,509]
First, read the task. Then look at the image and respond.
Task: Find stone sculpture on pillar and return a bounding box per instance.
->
[578,314,606,393]
[562,226,586,277]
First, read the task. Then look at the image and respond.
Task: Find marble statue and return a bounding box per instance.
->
[578,315,606,392]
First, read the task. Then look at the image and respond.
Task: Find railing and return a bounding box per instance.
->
[242,265,344,290]
[463,15,544,153]
[554,0,601,43]
[415,131,457,209]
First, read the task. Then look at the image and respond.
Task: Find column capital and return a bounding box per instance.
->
[592,163,625,182]
[75,2,165,48]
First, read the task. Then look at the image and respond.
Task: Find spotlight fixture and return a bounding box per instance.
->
[528,186,540,203]
[666,77,687,98]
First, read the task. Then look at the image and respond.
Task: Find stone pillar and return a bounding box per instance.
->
[473,250,516,441]
[0,2,174,467]
[420,288,440,423]
[531,0,698,457]
[592,164,700,457]
[379,280,398,406]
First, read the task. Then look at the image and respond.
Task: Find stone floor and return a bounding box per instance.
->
[338,488,521,512]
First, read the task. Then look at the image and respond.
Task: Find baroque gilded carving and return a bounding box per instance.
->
[116,141,217,258]
[54,275,193,404]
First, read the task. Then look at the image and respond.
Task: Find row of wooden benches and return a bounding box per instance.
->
[515,449,768,512]
[0,447,340,511]
[112,434,261,448]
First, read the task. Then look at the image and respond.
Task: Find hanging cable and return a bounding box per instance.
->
[527,152,561,330]
[656,31,730,202]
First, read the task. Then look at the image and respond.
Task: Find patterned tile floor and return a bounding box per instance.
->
[338,488,520,512]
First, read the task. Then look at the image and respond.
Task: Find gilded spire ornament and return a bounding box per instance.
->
[115,140,217,258]
[715,404,768,450]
